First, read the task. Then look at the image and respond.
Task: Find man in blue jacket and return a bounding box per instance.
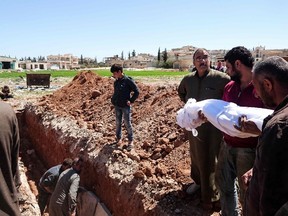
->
[111,64,139,151]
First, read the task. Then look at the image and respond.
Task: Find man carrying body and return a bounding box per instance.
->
[241,56,288,215]
[215,46,264,216]
[178,48,230,210]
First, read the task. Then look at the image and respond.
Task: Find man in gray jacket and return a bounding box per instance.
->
[38,158,73,215]
[49,157,84,216]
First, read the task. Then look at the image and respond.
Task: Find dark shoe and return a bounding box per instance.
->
[200,202,213,210]
[186,183,200,195]
[200,200,221,211]
[212,200,221,212]
[126,141,134,151]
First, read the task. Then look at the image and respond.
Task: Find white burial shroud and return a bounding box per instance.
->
[176,98,273,138]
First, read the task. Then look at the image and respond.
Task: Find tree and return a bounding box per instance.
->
[121,51,124,60]
[128,52,131,60]
[132,50,136,57]
[94,57,97,64]
[157,47,161,62]
[162,48,168,63]
[80,54,83,64]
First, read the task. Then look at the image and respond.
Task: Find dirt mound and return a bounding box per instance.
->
[39,71,186,160]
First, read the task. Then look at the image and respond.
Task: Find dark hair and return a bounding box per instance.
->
[110,64,123,73]
[73,156,84,166]
[192,48,209,60]
[224,46,254,68]
[62,158,73,167]
[253,56,288,89]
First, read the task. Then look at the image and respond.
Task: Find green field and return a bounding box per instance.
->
[0,69,189,79]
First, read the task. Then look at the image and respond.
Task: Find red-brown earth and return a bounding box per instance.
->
[2,70,220,216]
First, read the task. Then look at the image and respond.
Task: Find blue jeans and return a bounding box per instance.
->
[215,141,255,216]
[115,106,133,141]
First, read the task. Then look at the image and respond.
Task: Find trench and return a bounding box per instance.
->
[17,104,167,216]
[16,105,215,216]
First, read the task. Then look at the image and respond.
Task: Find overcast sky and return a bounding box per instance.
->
[1,0,287,61]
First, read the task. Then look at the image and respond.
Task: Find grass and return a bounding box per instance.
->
[0,69,190,79]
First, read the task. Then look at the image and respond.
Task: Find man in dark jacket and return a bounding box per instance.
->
[111,64,139,151]
[0,101,21,216]
[240,56,288,216]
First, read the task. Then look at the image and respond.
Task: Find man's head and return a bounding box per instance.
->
[224,46,254,83]
[60,158,73,172]
[217,60,222,68]
[110,64,123,79]
[193,48,211,76]
[252,56,288,108]
[2,85,10,94]
[72,156,84,173]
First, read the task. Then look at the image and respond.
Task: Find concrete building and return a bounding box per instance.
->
[0,56,18,70]
[47,54,79,69]
[16,54,79,70]
[104,53,156,68]
[18,60,48,70]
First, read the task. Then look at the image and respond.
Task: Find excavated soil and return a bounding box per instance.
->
[2,71,220,216]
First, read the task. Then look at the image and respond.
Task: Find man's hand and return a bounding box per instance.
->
[198,110,207,122]
[241,168,253,190]
[234,115,261,135]
[69,211,76,216]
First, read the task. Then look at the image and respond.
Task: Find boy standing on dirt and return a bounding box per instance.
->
[110,64,139,151]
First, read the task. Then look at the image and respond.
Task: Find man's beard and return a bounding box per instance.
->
[230,68,241,83]
[259,84,277,109]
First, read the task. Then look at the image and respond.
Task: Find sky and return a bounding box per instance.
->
[1,0,287,62]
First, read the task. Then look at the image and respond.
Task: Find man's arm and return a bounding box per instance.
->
[12,111,21,188]
[177,79,186,102]
[128,79,139,103]
[68,174,80,215]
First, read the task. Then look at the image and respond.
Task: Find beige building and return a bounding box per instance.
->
[47,54,79,69]
[18,60,48,70]
[17,54,79,70]
[104,53,156,68]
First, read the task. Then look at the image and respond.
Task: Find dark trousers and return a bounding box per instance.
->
[38,187,51,215]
